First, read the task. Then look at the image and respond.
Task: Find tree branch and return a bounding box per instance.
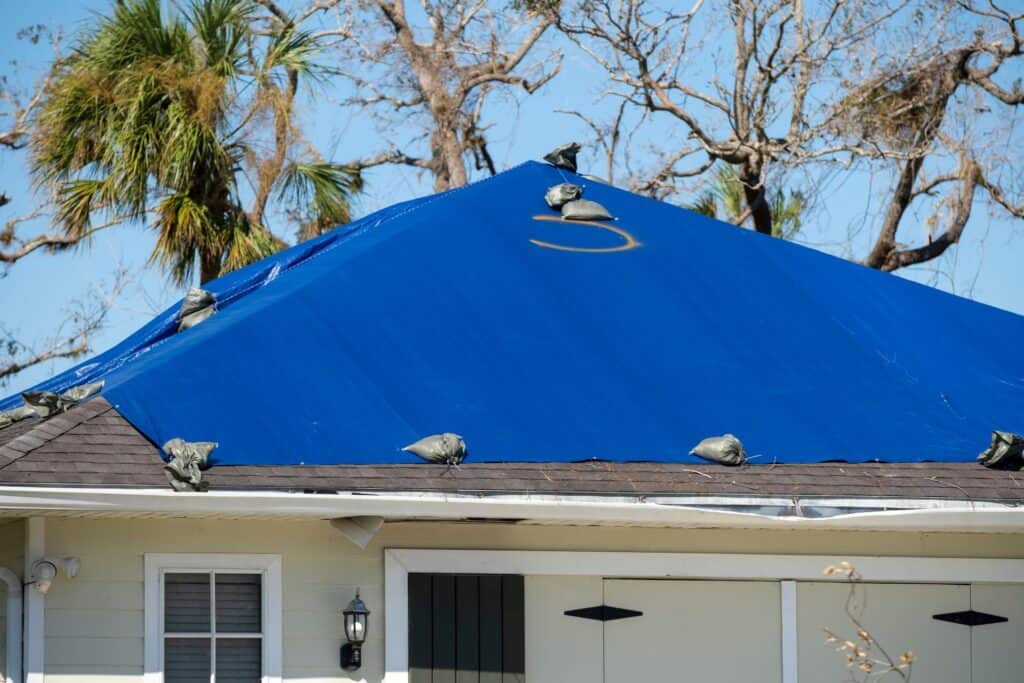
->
[0,266,129,387]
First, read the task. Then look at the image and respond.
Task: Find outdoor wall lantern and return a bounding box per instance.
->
[341,590,370,671]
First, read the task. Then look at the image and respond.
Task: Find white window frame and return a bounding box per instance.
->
[144,553,282,683]
[383,549,1024,683]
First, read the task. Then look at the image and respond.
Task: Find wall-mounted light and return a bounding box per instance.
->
[341,590,370,671]
[29,556,80,595]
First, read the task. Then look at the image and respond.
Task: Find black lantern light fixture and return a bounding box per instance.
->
[341,590,370,671]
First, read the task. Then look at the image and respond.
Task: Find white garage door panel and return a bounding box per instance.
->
[797,583,970,683]
[971,584,1024,683]
[604,580,782,683]
[525,575,604,683]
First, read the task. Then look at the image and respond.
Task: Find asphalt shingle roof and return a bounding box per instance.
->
[0,398,1020,502]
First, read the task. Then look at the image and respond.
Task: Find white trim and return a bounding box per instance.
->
[386,549,1024,582]
[384,550,409,683]
[780,580,797,683]
[0,486,1022,533]
[0,567,22,683]
[382,548,1024,683]
[23,518,44,683]
[143,554,282,683]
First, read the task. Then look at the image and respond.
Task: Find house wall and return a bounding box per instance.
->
[0,518,25,681]
[30,517,1024,682]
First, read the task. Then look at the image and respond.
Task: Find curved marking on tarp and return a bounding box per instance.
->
[530,215,642,253]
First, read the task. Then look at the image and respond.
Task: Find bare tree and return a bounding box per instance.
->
[0,267,129,388]
[555,0,920,234]
[846,1,1024,271]
[555,0,1024,273]
[328,0,562,190]
[1,25,59,209]
[0,26,127,387]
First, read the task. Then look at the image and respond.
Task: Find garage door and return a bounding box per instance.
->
[797,583,970,682]
[523,577,1024,683]
[798,583,1024,683]
[604,580,782,683]
[526,578,781,683]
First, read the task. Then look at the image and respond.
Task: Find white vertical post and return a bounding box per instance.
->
[0,567,22,683]
[23,517,44,683]
[383,550,409,683]
[781,580,798,683]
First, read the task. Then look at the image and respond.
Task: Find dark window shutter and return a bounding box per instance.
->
[409,573,434,683]
[216,638,262,681]
[500,576,524,683]
[165,573,211,633]
[410,574,525,682]
[165,638,210,683]
[216,574,262,633]
[478,575,503,683]
[455,575,480,683]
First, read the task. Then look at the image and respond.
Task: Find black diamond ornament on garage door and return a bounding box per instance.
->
[564,605,643,622]
[932,610,1009,627]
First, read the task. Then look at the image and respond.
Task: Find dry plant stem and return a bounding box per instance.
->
[823,562,914,682]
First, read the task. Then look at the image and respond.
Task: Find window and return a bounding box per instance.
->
[145,554,281,683]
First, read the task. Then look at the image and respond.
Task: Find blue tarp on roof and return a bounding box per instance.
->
[4,161,1023,465]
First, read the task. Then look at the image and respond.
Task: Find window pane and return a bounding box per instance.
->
[215,574,262,633]
[165,637,210,683]
[165,573,211,633]
[216,638,262,682]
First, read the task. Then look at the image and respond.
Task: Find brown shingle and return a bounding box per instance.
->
[0,398,1020,502]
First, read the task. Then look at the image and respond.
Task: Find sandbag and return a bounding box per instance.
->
[543,142,581,173]
[562,199,613,221]
[978,430,1024,469]
[690,434,747,466]
[545,183,583,209]
[178,287,217,331]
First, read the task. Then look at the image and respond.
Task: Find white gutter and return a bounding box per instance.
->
[0,486,1021,533]
[0,567,22,683]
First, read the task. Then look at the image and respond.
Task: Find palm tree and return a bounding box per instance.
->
[685,164,804,240]
[31,0,361,285]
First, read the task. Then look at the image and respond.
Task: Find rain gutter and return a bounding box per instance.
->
[0,486,1020,533]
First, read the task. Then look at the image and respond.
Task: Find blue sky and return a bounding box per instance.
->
[2,0,1022,394]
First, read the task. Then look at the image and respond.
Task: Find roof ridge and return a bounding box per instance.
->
[0,397,114,470]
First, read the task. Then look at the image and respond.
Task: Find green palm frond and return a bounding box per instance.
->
[91,0,191,68]
[713,165,745,223]
[280,162,363,240]
[264,24,330,82]
[31,0,362,285]
[189,0,256,77]
[771,189,805,240]
[151,192,218,285]
[684,191,717,218]
[221,219,282,275]
[685,163,804,240]
[56,178,117,241]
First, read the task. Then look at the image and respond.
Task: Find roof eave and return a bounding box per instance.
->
[0,485,1020,533]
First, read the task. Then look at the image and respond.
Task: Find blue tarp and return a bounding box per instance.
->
[4,161,1023,465]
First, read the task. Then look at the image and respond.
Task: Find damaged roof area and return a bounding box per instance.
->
[1,398,1021,505]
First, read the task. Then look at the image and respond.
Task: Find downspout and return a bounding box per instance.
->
[0,568,21,683]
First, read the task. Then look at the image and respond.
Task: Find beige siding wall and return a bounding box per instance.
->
[29,517,1024,682]
[0,518,25,681]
